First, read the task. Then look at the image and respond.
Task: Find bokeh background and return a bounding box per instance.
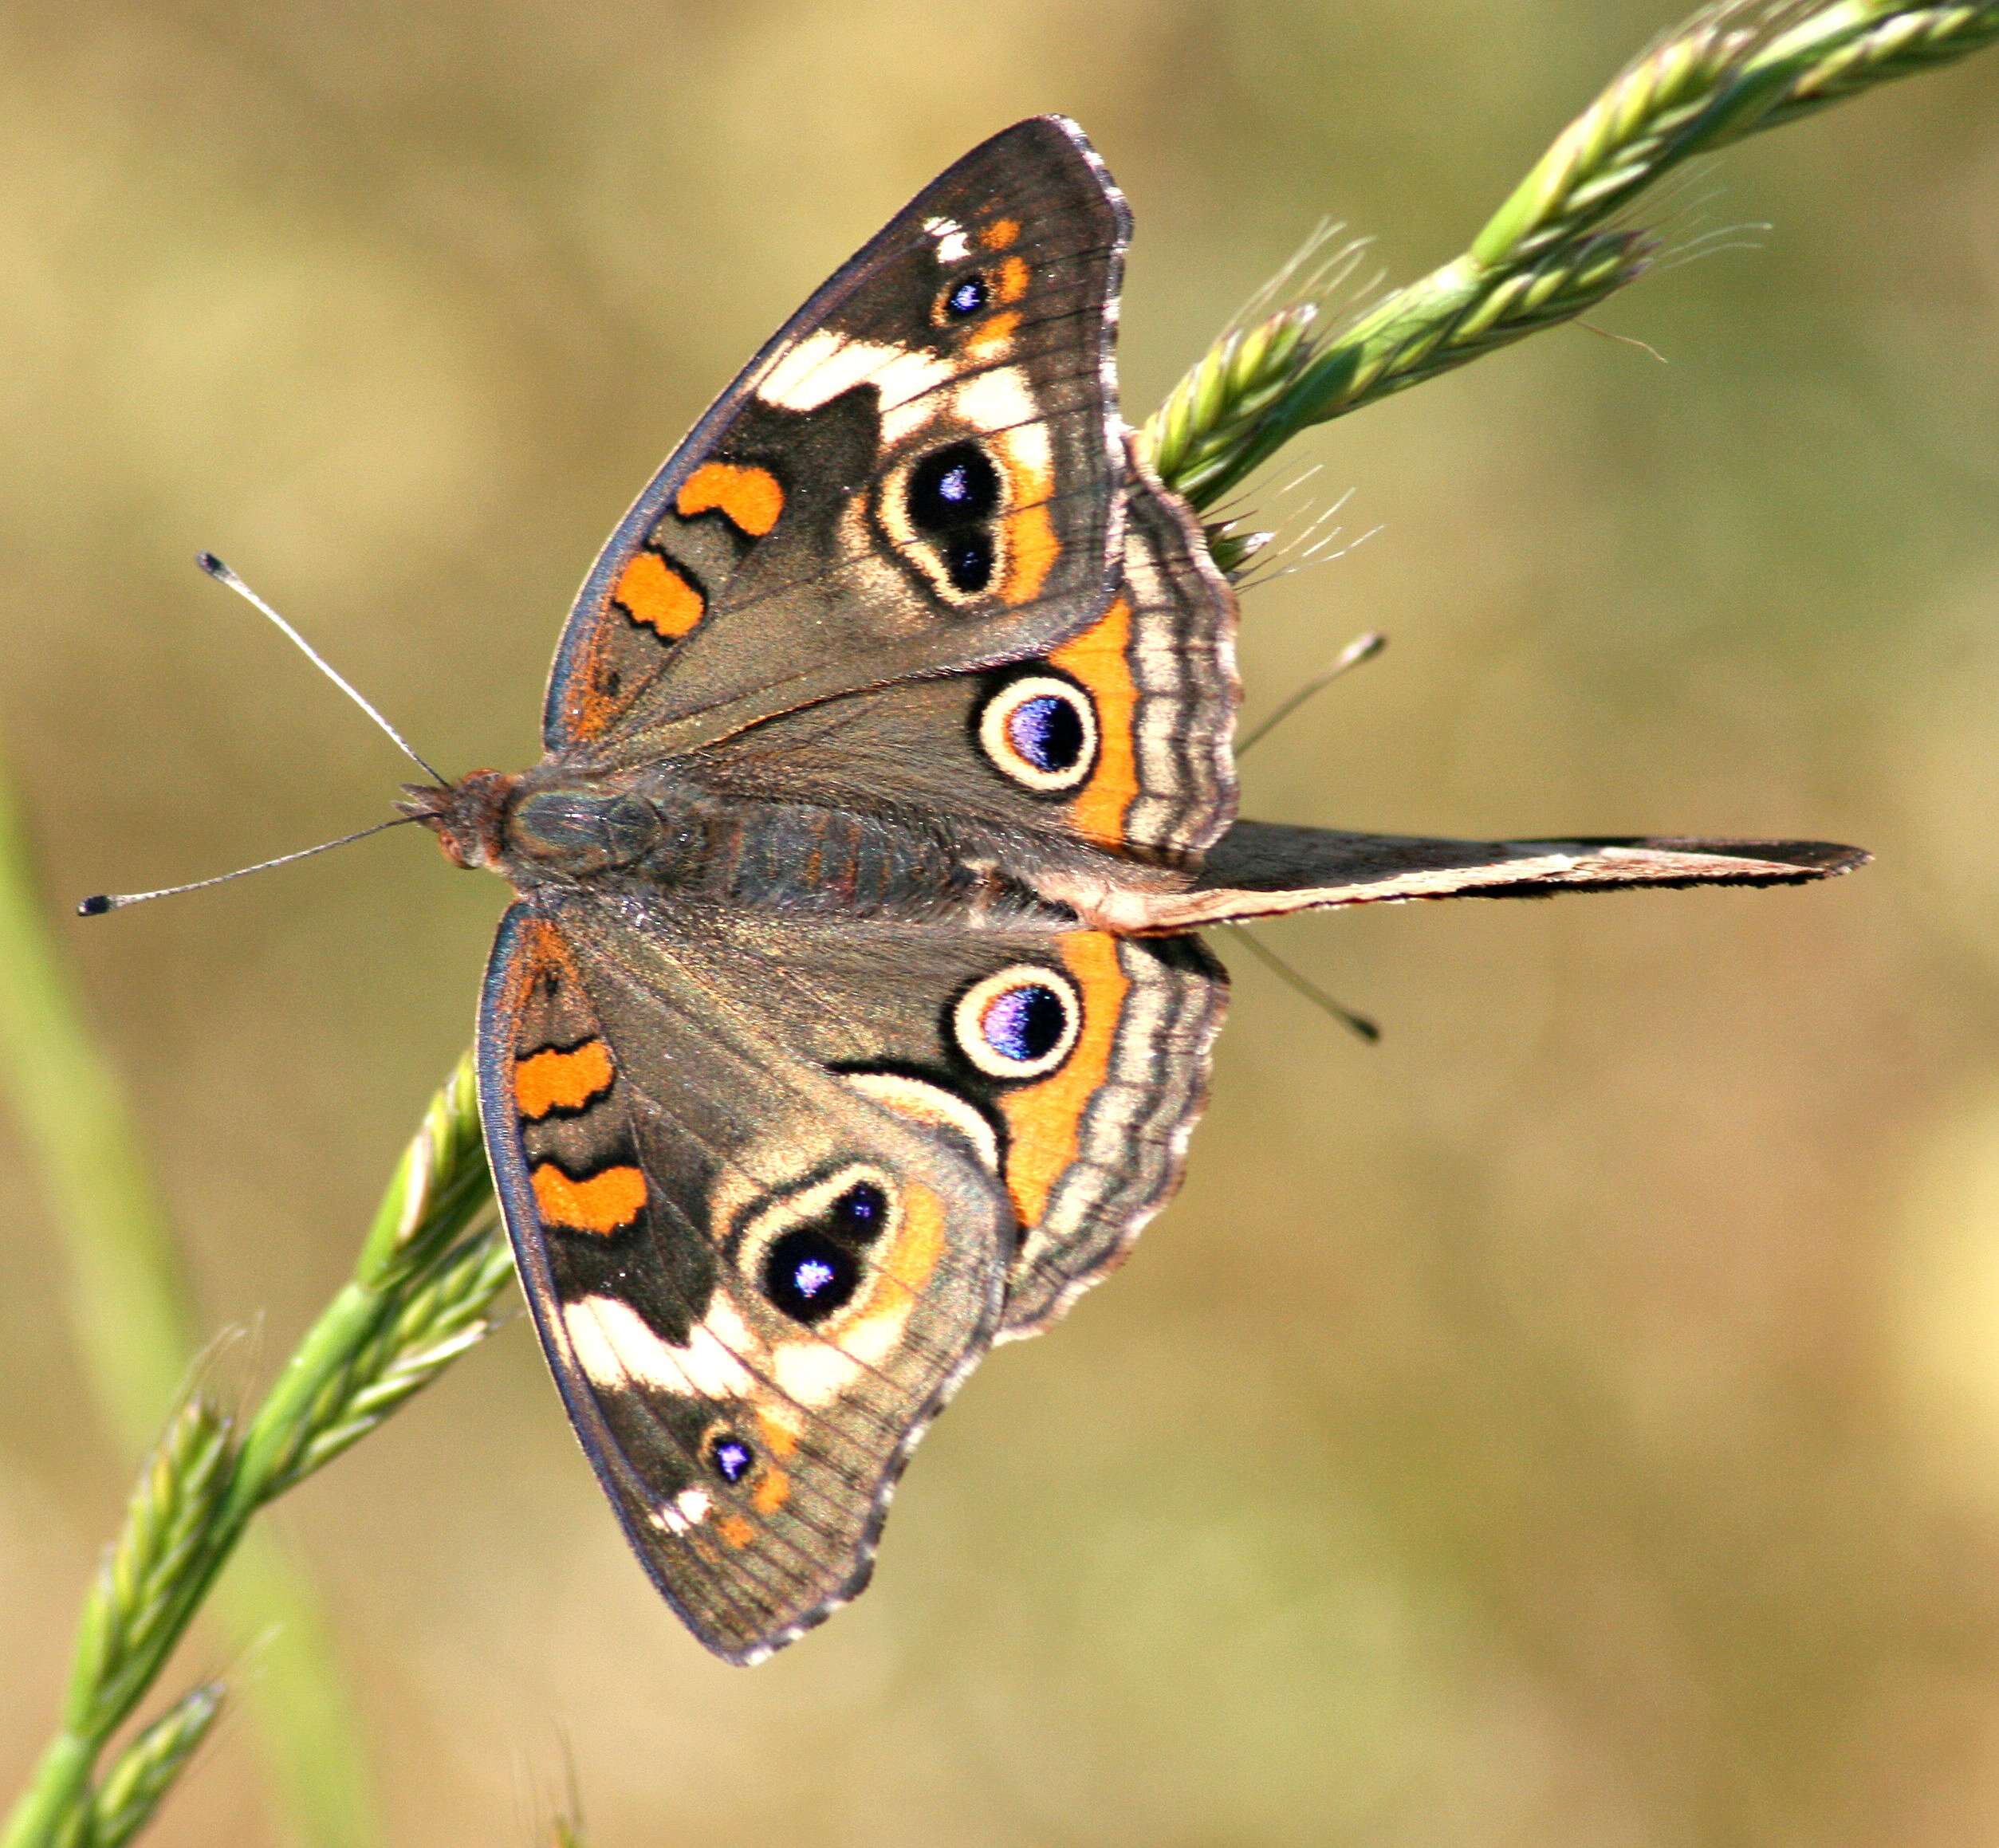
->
[3,2,1997,1843]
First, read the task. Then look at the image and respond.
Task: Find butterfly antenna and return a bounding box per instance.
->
[77,817,413,917]
[1238,630,1387,757]
[1230,928,1380,1044]
[196,552,448,784]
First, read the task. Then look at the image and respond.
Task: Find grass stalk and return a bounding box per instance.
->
[1,1052,507,1848]
[0,756,387,1847]
[1139,0,1999,511]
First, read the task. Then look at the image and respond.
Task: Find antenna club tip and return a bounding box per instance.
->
[77,895,112,918]
[195,550,229,579]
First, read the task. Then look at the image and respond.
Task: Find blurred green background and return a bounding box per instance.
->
[3,1,1997,1843]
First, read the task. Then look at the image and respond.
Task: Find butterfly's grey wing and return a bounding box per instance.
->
[477,899,1010,1662]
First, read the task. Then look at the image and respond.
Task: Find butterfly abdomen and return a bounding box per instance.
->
[423,761,1003,921]
[656,793,986,917]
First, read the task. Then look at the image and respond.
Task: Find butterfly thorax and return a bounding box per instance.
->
[403,765,1005,918]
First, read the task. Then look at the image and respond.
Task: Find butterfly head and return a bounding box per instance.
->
[398,770,520,872]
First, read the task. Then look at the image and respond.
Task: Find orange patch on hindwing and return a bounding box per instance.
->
[880,1182,946,1294]
[994,255,1030,303]
[676,462,784,537]
[995,935,1128,1227]
[718,1514,756,1548]
[756,1410,800,1459]
[532,1163,647,1236]
[981,218,1021,250]
[613,550,703,638]
[514,1040,615,1119]
[1049,596,1138,845]
[965,309,1021,360]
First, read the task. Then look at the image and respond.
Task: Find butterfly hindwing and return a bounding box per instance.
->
[980,927,1229,1339]
[616,906,1230,1341]
[656,442,1240,1334]
[479,894,1231,1655]
[1019,442,1240,867]
[478,900,1010,1663]
[544,115,1131,763]
[1126,826,1871,926]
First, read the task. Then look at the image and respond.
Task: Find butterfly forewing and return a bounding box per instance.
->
[543,116,1131,763]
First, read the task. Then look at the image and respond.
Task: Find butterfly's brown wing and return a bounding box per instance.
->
[1125,828,1869,926]
[478,889,1232,1657]
[478,898,1012,1663]
[543,115,1131,763]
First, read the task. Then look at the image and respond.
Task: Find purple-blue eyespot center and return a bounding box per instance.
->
[1005,693,1084,774]
[979,983,1068,1066]
[710,1435,754,1484]
[832,1180,887,1239]
[761,1225,860,1325]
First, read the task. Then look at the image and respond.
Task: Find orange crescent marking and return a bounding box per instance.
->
[752,1469,791,1515]
[676,462,784,537]
[531,1163,647,1236]
[612,551,704,638]
[1049,596,1138,845]
[996,934,1128,1228]
[718,1514,756,1548]
[514,1040,615,1119]
[981,218,1021,250]
[993,254,1030,303]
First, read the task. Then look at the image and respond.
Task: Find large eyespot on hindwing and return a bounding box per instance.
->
[952,965,1083,1081]
[735,1163,898,1331]
[978,674,1097,793]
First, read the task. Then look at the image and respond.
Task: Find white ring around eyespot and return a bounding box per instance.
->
[952,965,1082,1081]
[844,1071,1001,1170]
[978,675,1097,793]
